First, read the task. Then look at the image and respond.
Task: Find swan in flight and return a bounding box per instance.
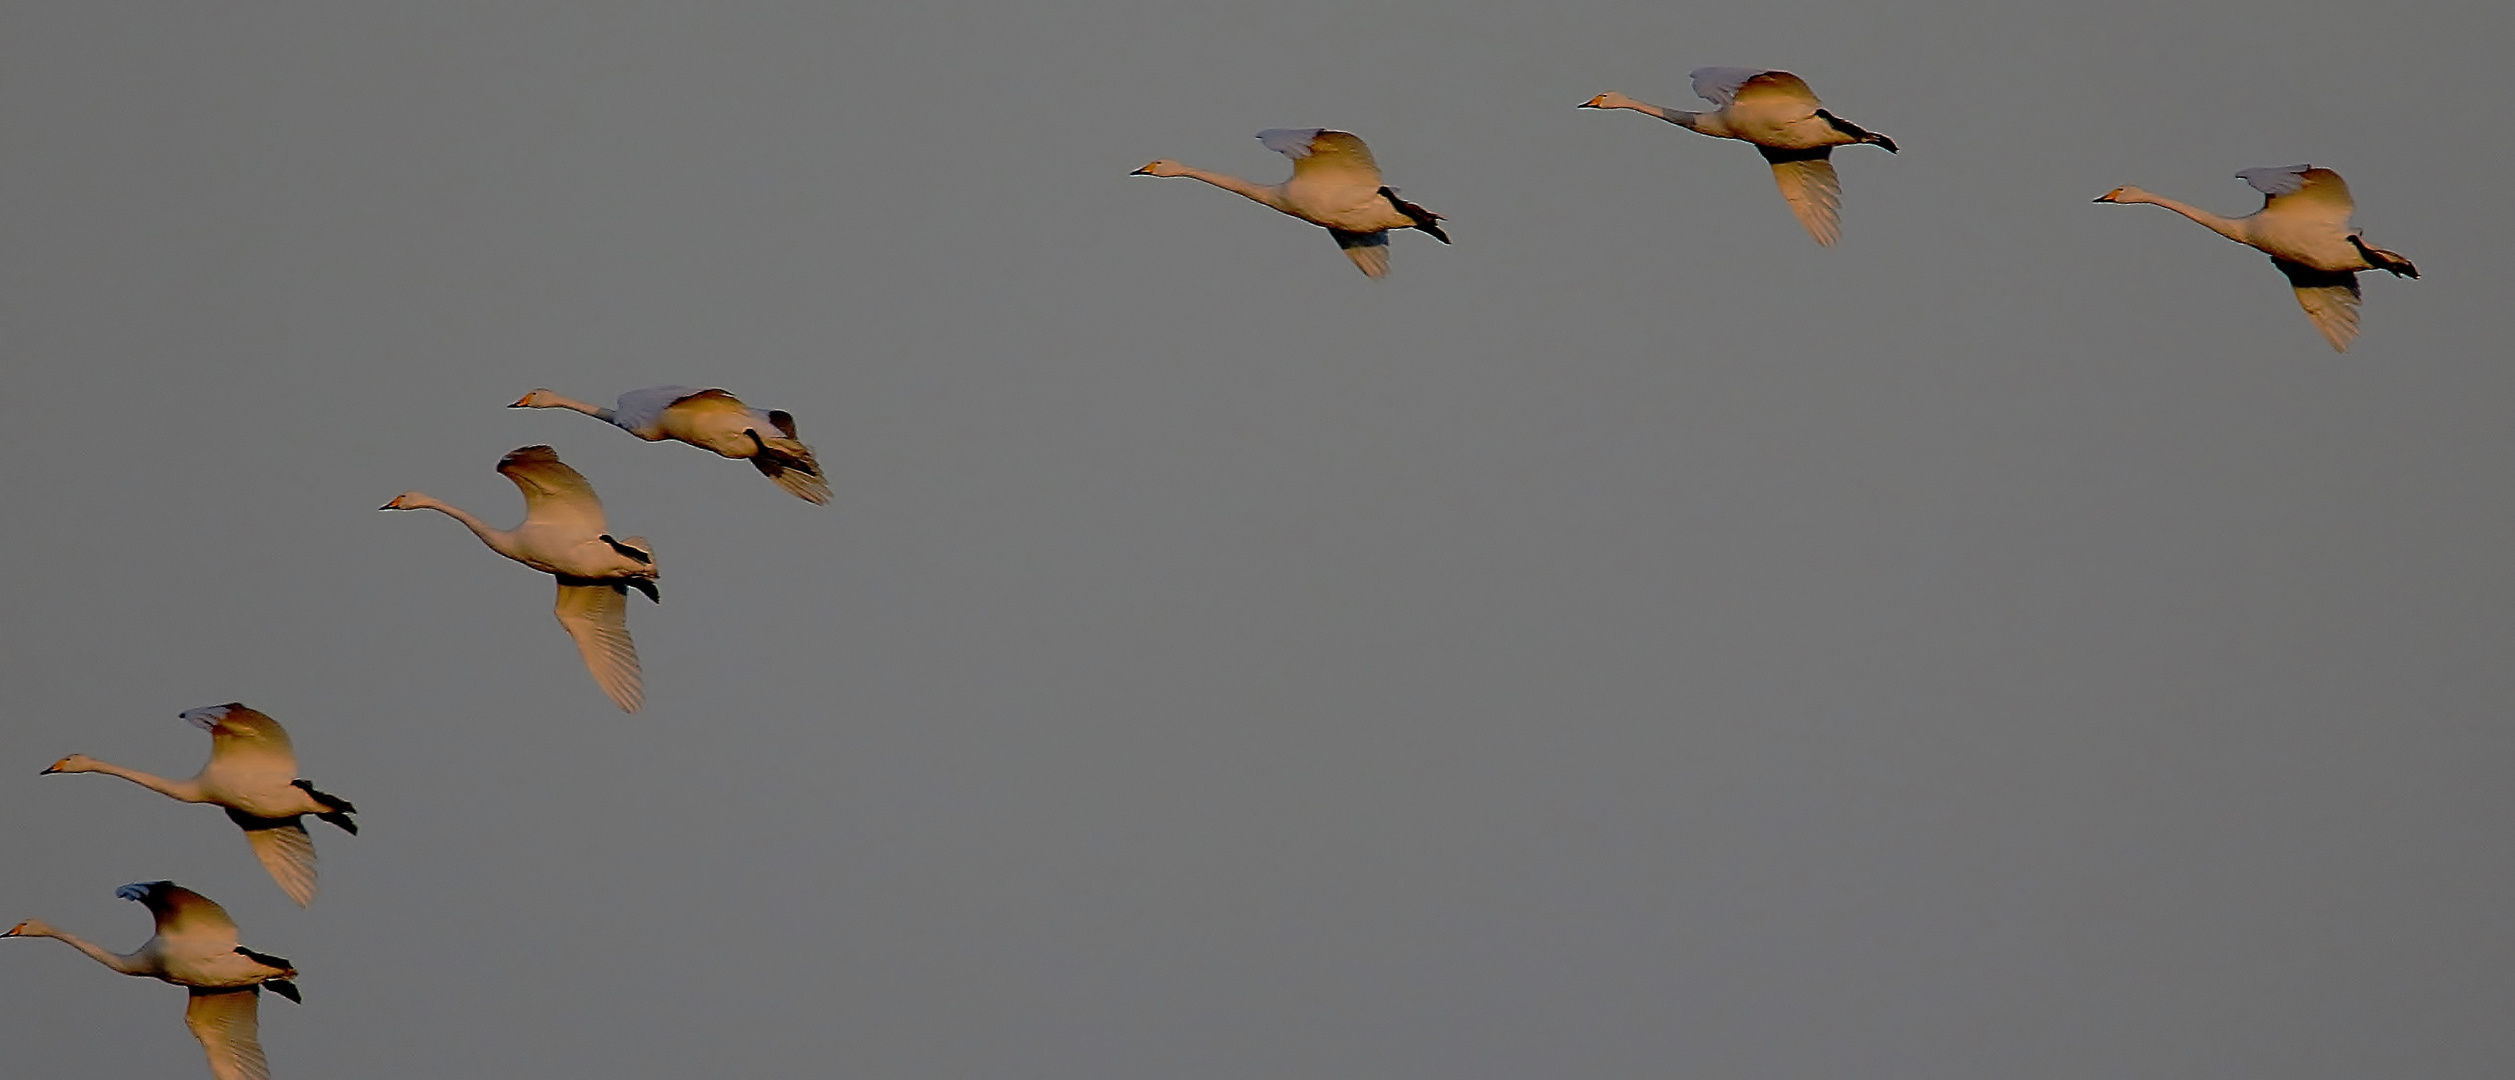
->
[1131,128,1450,277]
[6,881,300,1080]
[1580,67,1898,246]
[42,704,356,908]
[509,386,830,505]
[383,445,659,712]
[2094,165,2419,351]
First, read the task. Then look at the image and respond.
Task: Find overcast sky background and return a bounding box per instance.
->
[2,2,2510,1077]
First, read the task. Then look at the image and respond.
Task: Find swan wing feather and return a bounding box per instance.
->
[556,578,644,712]
[1259,129,1382,186]
[496,446,610,532]
[608,386,707,436]
[225,810,318,907]
[1329,229,1392,278]
[1765,152,1843,246]
[186,987,270,1080]
[2273,258,2362,352]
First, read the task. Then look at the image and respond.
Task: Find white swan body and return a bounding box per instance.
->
[510,386,830,504]
[6,882,299,1080]
[1580,67,1897,246]
[1131,128,1449,277]
[383,445,658,712]
[2094,165,2419,351]
[42,704,356,908]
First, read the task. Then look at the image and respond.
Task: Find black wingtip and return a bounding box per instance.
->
[629,578,660,605]
[264,978,302,1004]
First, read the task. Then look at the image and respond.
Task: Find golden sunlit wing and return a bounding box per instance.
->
[2273,258,2363,352]
[1767,154,1843,246]
[2239,165,2355,226]
[227,811,319,908]
[496,445,610,531]
[185,987,270,1080]
[556,578,644,712]
[1733,70,1822,108]
[1259,128,1383,187]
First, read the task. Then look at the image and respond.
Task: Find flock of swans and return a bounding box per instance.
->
[4,62,2422,1079]
[9,386,824,1078]
[1138,67,2418,351]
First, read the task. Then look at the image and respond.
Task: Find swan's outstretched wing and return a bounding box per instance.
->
[556,578,643,712]
[2273,258,2362,352]
[1761,148,1843,246]
[2240,165,2354,226]
[226,810,318,908]
[1691,67,1817,108]
[749,414,832,504]
[497,445,610,532]
[609,386,706,437]
[1258,129,1383,187]
[186,987,270,1080]
[1328,229,1391,278]
[122,882,239,943]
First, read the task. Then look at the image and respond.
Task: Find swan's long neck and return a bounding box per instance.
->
[1607,97,1710,133]
[543,394,620,425]
[72,760,206,803]
[20,927,147,975]
[2128,192,2249,243]
[407,497,527,560]
[1172,166,1288,211]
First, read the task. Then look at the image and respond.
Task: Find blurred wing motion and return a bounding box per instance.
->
[2273,258,2362,352]
[556,578,644,712]
[751,410,831,505]
[185,987,270,1080]
[1329,228,1392,278]
[609,385,705,437]
[1259,128,1384,187]
[1762,150,1843,246]
[1691,67,1818,108]
[225,809,319,908]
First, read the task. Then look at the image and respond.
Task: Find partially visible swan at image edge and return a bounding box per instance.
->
[509,386,831,504]
[1581,67,1898,246]
[382,445,660,712]
[1131,128,1449,277]
[5,881,301,1080]
[2094,164,2418,351]
[42,704,356,908]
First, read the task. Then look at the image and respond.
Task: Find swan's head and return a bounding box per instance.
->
[380,491,432,511]
[1131,160,1191,178]
[508,389,561,409]
[39,754,95,776]
[2092,186,2149,204]
[2,919,56,938]
[1578,92,1636,110]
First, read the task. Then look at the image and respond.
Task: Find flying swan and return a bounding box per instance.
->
[2093,165,2418,351]
[509,386,830,504]
[42,704,356,907]
[5,881,300,1080]
[1131,129,1449,277]
[1580,67,1898,246]
[383,445,659,712]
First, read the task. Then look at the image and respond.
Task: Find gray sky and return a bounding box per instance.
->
[3,1,2511,1077]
